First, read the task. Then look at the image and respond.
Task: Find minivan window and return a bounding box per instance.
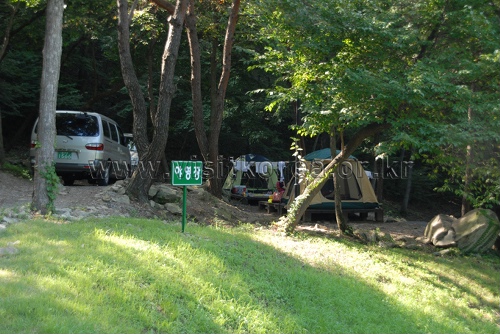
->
[102,120,111,139]
[117,125,126,145]
[56,113,99,137]
[109,123,119,142]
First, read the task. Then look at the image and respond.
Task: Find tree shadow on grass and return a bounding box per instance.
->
[0,217,497,333]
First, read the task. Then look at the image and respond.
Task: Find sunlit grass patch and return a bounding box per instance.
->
[0,217,498,333]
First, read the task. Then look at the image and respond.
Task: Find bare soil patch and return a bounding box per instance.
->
[1,169,433,240]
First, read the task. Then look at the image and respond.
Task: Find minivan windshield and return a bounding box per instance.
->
[56,113,99,137]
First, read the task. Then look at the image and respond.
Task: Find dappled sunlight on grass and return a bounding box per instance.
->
[0,268,17,280]
[0,217,498,333]
[251,229,500,333]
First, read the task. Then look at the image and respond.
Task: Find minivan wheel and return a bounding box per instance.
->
[98,163,110,186]
[62,177,75,186]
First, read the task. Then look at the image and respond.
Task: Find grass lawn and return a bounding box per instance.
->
[0,216,499,333]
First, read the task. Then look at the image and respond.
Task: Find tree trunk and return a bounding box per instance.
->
[401,149,414,215]
[330,127,351,234]
[283,123,390,234]
[207,0,240,197]
[186,0,209,159]
[32,0,64,214]
[185,0,240,196]
[118,0,188,202]
[131,0,187,201]
[151,0,240,197]
[462,106,474,216]
[0,2,18,63]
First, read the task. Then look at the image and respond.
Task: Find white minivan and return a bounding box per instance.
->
[30,111,131,186]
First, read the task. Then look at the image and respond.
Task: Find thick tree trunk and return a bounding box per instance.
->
[133,0,186,201]
[117,0,149,157]
[330,128,351,234]
[207,0,240,197]
[152,0,240,196]
[118,0,187,202]
[283,123,390,234]
[32,0,64,214]
[0,2,18,63]
[186,0,208,159]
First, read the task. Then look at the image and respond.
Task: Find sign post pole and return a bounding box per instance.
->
[182,185,187,232]
[171,160,203,233]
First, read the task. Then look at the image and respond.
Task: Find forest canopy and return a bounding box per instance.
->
[1,0,499,214]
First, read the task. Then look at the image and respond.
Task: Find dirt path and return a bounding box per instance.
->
[0,171,34,208]
[0,170,429,239]
[0,171,106,209]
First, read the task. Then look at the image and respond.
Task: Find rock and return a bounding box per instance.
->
[355,230,377,243]
[0,241,20,256]
[153,185,179,204]
[190,187,213,202]
[423,214,457,247]
[115,187,126,195]
[1,217,19,225]
[55,208,72,216]
[378,240,397,248]
[165,203,182,215]
[423,209,500,254]
[112,195,130,205]
[148,185,159,198]
[101,193,112,202]
[433,249,453,256]
[453,208,500,253]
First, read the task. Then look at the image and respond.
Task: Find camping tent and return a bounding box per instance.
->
[284,148,382,220]
[222,154,285,203]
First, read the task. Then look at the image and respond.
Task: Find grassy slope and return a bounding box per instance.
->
[0,217,499,333]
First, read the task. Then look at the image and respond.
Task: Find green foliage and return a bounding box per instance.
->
[37,163,59,214]
[0,51,42,116]
[0,162,31,180]
[248,0,500,213]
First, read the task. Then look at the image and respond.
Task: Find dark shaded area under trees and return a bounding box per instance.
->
[1,0,499,220]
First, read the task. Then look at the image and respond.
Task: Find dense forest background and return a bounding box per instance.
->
[1,0,499,215]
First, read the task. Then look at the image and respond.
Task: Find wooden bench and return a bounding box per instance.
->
[303,207,384,222]
[258,201,286,215]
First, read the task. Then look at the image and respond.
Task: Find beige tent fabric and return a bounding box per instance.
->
[285,158,379,207]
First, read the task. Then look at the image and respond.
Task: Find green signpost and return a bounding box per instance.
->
[171,161,203,232]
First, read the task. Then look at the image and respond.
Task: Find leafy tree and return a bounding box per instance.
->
[142,0,242,197]
[117,0,188,202]
[0,0,46,159]
[249,0,500,233]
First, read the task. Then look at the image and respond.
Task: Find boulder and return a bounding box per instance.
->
[423,209,500,253]
[112,194,131,205]
[152,184,179,204]
[423,214,456,247]
[453,209,500,254]
[165,203,182,215]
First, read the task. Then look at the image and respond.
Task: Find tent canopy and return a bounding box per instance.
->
[222,154,285,202]
[303,148,357,161]
[284,148,379,210]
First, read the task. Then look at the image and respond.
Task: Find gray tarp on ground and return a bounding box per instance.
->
[423,208,500,253]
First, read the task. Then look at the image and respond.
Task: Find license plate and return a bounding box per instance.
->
[57,151,73,159]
